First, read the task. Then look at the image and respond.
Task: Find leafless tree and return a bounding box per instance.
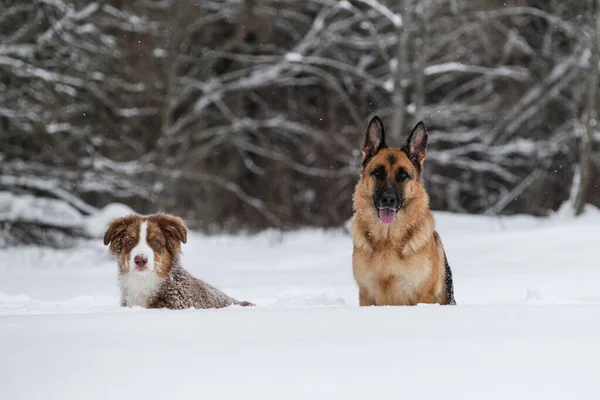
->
[1,0,599,246]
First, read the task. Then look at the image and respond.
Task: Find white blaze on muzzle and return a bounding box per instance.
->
[129,221,155,272]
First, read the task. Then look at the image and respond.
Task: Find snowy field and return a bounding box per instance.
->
[1,207,600,399]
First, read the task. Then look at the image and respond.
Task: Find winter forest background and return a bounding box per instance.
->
[1,0,599,246]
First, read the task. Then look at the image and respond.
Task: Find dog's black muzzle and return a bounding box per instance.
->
[375,189,402,211]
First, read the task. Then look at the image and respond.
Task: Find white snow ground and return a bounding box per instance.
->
[1,207,599,399]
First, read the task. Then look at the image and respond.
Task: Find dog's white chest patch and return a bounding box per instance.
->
[119,271,162,307]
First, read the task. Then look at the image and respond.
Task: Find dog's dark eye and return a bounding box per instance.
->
[153,240,159,245]
[396,168,410,181]
[371,166,386,180]
[128,239,134,245]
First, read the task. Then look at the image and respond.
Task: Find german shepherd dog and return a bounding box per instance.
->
[351,116,455,306]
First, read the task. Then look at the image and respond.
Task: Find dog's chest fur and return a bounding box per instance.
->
[351,214,444,305]
[119,269,163,307]
[354,246,433,303]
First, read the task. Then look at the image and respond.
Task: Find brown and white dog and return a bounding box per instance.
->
[103,212,253,310]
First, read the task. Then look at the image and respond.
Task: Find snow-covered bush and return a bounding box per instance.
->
[83,203,136,239]
[0,191,137,248]
[0,192,86,248]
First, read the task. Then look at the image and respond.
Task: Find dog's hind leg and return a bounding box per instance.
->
[444,254,456,305]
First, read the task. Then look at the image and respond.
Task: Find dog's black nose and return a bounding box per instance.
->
[379,190,398,209]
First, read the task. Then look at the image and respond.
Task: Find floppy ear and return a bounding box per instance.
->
[151,213,188,253]
[362,116,387,166]
[104,215,138,255]
[405,121,428,169]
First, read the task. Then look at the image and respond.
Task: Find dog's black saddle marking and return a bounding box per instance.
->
[444,253,456,305]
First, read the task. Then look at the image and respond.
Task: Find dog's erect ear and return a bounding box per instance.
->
[104,215,139,254]
[151,213,188,253]
[362,116,387,166]
[405,121,428,169]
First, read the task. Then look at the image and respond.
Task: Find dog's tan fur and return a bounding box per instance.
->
[351,117,454,306]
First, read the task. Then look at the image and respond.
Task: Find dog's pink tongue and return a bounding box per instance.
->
[378,208,396,224]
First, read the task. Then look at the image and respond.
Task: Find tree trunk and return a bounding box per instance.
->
[412,0,425,123]
[575,0,599,215]
[390,0,412,141]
